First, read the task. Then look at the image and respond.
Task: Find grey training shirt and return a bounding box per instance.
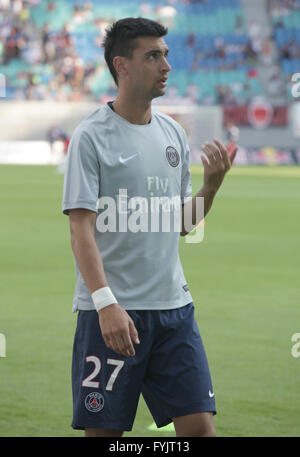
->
[62,102,193,312]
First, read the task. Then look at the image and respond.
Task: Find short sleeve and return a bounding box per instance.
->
[62,127,100,215]
[181,130,193,204]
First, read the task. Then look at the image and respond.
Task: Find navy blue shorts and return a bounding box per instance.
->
[71,302,216,431]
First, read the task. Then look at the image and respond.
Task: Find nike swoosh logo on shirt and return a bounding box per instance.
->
[119,153,138,164]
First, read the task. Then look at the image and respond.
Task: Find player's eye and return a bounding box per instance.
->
[148,51,169,61]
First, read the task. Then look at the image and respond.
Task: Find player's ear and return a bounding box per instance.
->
[113,56,128,82]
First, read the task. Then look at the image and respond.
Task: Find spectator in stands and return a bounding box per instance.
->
[243,40,258,63]
[234,14,244,35]
[42,24,56,63]
[279,37,300,60]
[214,35,226,59]
[186,32,195,48]
[260,39,273,66]
[268,68,286,96]
[190,49,203,71]
[248,20,264,56]
[225,121,239,144]
[274,17,284,28]
[41,23,51,49]
[279,40,293,59]
[47,125,70,154]
[216,85,228,104]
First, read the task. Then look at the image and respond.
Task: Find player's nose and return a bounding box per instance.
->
[162,55,172,73]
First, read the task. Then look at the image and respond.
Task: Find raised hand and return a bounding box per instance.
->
[200,138,238,193]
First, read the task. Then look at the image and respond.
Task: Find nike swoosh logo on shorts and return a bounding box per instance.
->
[119,153,138,164]
[209,390,214,398]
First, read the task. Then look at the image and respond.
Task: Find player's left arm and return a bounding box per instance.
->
[181,138,237,236]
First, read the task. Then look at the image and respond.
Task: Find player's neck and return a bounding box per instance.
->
[112,92,152,125]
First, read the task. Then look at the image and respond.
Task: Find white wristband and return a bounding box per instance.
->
[91,287,117,312]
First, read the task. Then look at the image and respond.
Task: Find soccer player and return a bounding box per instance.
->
[62,17,237,438]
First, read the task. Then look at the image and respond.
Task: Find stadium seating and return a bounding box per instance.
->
[270,0,300,99]
[0,0,267,103]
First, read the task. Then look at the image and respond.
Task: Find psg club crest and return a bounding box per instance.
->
[247,97,273,130]
[166,146,180,167]
[85,392,104,413]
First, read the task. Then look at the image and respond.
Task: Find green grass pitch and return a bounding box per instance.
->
[0,164,299,437]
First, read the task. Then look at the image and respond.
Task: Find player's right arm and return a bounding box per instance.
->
[69,208,139,357]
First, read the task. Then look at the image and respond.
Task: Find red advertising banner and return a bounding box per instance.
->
[223,105,288,127]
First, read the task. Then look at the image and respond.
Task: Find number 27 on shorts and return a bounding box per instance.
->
[81,356,125,391]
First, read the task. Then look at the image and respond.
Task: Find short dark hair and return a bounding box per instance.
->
[102,17,168,86]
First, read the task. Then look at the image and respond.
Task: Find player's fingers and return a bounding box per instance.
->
[203,141,221,161]
[121,331,136,357]
[201,144,218,167]
[205,141,228,173]
[107,328,134,356]
[202,143,216,159]
[213,139,231,169]
[201,144,214,161]
[128,319,140,345]
[200,152,210,168]
[106,334,130,357]
[228,145,238,165]
[102,331,125,356]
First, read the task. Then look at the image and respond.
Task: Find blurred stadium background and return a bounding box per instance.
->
[0,0,300,437]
